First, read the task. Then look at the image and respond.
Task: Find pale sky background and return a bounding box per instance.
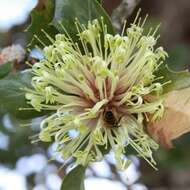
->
[0,1,146,190]
[0,0,37,31]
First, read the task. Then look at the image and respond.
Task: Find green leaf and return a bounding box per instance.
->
[156,45,190,93]
[61,165,86,190]
[52,0,115,40]
[27,0,58,48]
[0,70,47,119]
[166,45,190,72]
[0,62,13,78]
[157,64,190,93]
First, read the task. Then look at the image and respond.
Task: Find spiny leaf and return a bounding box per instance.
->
[27,0,114,48]
[27,0,58,48]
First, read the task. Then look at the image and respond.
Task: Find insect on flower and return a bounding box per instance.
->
[25,10,168,170]
[103,109,123,128]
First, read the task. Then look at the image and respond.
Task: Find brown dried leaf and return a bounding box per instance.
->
[148,88,190,148]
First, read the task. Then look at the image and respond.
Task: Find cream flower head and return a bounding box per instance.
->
[26,15,168,170]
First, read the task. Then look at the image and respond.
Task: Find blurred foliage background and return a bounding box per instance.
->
[0,0,190,190]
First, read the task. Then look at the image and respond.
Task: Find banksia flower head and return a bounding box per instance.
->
[26,14,168,170]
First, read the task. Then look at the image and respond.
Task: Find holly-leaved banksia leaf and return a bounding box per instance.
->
[25,14,168,170]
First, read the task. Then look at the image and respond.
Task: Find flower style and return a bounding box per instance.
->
[25,16,168,170]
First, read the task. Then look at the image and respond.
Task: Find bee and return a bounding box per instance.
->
[104,110,122,128]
